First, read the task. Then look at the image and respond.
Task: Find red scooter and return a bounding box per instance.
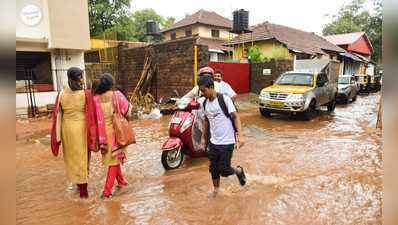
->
[161,98,207,170]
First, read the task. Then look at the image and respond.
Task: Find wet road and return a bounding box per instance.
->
[16,93,382,225]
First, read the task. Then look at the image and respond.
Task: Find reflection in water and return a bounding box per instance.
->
[17,94,381,225]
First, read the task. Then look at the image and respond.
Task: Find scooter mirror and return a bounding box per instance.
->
[173,89,180,97]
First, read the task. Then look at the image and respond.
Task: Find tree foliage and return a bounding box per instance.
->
[248,45,290,62]
[322,0,382,63]
[89,1,175,41]
[88,0,131,38]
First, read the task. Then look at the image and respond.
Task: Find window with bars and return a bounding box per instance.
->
[211,29,220,38]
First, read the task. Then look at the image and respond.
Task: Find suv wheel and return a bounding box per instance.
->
[327,98,336,112]
[303,100,316,120]
[259,108,271,117]
[352,94,357,102]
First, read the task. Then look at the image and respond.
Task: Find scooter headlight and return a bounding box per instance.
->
[180,116,193,134]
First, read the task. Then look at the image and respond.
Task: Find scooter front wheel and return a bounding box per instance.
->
[161,147,183,170]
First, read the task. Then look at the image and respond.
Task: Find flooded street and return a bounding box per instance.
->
[16,93,382,225]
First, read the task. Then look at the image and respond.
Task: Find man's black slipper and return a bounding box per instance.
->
[236,165,246,186]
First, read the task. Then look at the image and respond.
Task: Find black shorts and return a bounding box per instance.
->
[208,142,235,179]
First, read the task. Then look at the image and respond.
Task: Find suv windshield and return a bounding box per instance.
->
[338,77,350,84]
[356,76,365,82]
[276,73,314,86]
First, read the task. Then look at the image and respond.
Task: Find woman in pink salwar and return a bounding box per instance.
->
[93,73,131,199]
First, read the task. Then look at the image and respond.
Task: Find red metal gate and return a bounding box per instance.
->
[208,62,249,94]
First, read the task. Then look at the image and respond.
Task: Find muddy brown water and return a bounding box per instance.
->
[16,94,382,225]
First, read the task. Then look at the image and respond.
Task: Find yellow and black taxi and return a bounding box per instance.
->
[354,74,371,94]
[259,71,337,120]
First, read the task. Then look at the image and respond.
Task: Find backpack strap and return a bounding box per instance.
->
[203,98,208,112]
[216,93,237,133]
[203,93,237,133]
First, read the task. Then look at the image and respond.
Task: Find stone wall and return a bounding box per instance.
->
[250,60,293,94]
[117,37,209,101]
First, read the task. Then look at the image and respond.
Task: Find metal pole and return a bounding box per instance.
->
[24,70,30,116]
[242,31,245,60]
[194,45,198,86]
[228,32,232,61]
[251,32,254,48]
[27,70,35,117]
[30,70,37,117]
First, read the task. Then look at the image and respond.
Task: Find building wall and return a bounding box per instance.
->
[51,49,85,90]
[16,0,90,50]
[16,41,48,52]
[233,40,294,61]
[196,25,230,39]
[164,29,187,40]
[16,91,58,108]
[16,0,50,40]
[15,49,85,110]
[117,38,209,100]
[250,60,294,94]
[16,0,90,113]
[47,0,90,50]
[163,24,231,40]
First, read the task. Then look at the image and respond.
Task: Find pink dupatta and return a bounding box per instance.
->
[93,90,130,152]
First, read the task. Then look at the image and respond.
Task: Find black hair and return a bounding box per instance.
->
[115,85,128,99]
[95,73,114,94]
[90,79,100,94]
[197,74,214,88]
[67,67,83,91]
[214,69,223,76]
[67,67,83,81]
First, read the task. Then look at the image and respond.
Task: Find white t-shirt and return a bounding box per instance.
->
[217,81,237,98]
[201,95,237,145]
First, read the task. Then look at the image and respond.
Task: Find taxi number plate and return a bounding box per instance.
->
[267,101,284,107]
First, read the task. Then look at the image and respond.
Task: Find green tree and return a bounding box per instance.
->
[129,9,175,42]
[162,17,176,29]
[322,0,382,63]
[248,46,264,62]
[248,45,290,62]
[89,1,176,41]
[88,0,131,38]
[130,9,165,41]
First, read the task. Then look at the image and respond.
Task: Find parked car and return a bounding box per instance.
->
[258,71,337,120]
[337,74,358,103]
[355,74,371,94]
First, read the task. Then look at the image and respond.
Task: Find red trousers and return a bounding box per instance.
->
[102,164,127,197]
[77,183,88,198]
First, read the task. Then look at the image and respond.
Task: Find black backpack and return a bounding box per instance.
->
[203,93,237,133]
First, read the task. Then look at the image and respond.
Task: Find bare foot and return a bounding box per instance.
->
[208,188,219,198]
